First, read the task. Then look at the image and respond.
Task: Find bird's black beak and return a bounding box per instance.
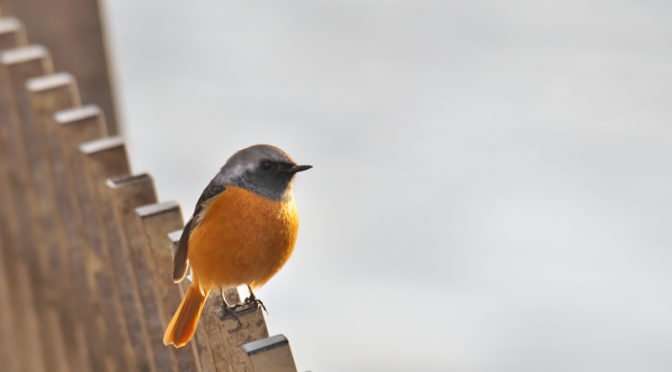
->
[288,164,312,174]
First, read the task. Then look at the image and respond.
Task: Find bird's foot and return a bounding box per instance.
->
[244,285,268,314]
[219,296,243,328]
[244,293,268,314]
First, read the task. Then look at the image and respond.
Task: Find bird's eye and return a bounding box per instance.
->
[260,160,273,170]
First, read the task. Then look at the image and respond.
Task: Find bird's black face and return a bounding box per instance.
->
[238,159,311,201]
[215,144,311,201]
[258,159,312,175]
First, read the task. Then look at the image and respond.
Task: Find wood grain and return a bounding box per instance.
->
[11,0,119,134]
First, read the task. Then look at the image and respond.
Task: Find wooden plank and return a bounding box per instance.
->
[0,43,54,372]
[25,73,80,281]
[0,16,25,372]
[78,136,143,371]
[25,72,80,287]
[216,302,270,372]
[24,73,78,282]
[136,201,207,372]
[242,334,298,372]
[12,0,119,134]
[0,20,25,242]
[0,243,18,372]
[53,105,114,372]
[106,173,176,372]
[0,18,26,50]
[0,45,53,270]
[26,72,91,372]
[0,45,53,263]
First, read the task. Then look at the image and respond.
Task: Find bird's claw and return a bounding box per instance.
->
[219,297,243,328]
[244,295,268,314]
[244,285,268,314]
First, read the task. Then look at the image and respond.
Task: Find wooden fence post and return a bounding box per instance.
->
[25,72,80,280]
[0,43,54,372]
[0,16,26,372]
[53,105,114,372]
[12,0,120,134]
[136,201,210,372]
[217,302,271,372]
[2,47,75,372]
[106,173,178,372]
[26,72,92,372]
[77,136,147,371]
[0,46,53,232]
[242,334,298,372]
[0,19,25,236]
[0,18,26,48]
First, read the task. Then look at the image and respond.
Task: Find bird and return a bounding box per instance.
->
[163,144,311,348]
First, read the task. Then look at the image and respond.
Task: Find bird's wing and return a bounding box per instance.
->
[172,182,226,282]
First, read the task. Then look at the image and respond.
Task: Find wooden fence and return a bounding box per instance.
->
[0,5,301,372]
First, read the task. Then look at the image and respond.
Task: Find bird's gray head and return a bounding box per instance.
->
[214,144,312,201]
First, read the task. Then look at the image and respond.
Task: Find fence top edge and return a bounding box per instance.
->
[242,334,289,356]
[79,135,124,155]
[26,72,74,92]
[0,44,47,65]
[107,173,152,189]
[0,17,22,33]
[54,104,101,124]
[136,200,180,218]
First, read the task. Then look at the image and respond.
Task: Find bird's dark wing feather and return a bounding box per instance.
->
[172,182,226,282]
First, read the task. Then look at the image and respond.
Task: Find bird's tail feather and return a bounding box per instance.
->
[163,281,209,348]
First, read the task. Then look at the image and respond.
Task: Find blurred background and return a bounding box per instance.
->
[99,1,671,371]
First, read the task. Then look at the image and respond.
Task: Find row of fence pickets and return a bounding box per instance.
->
[0,16,302,372]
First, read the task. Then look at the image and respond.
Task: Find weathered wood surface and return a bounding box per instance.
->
[53,105,113,372]
[0,16,25,372]
[107,173,176,372]
[0,43,53,372]
[26,72,91,372]
[137,202,207,372]
[78,136,141,371]
[11,0,119,134]
[242,334,298,372]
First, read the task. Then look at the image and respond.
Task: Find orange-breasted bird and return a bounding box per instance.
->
[163,144,311,348]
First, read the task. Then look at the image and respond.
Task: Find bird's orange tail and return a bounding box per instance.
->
[163,282,209,348]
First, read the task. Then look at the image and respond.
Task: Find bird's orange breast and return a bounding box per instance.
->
[187,186,299,291]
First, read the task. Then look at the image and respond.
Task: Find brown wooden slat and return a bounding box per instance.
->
[26,72,91,372]
[0,43,54,372]
[136,202,207,372]
[12,0,119,134]
[53,105,114,372]
[78,136,142,371]
[216,302,270,372]
[0,16,25,372]
[242,334,298,372]
[106,173,176,372]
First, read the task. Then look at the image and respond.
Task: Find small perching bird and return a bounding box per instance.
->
[163,144,311,348]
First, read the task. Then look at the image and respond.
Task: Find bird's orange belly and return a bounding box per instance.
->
[187,186,299,291]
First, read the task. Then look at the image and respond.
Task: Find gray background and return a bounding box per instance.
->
[101,1,672,371]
